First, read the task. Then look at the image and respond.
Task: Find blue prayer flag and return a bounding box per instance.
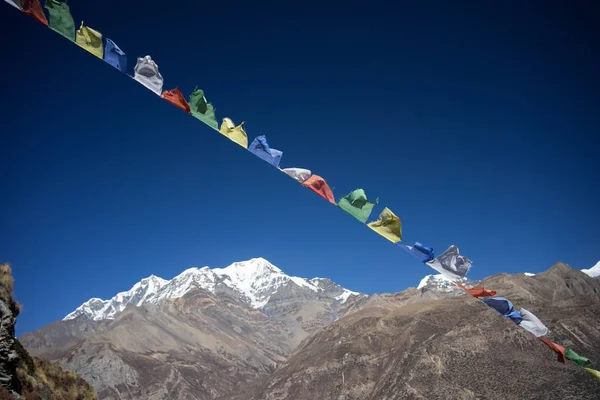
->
[249,135,283,167]
[482,297,523,324]
[399,242,435,263]
[103,38,127,73]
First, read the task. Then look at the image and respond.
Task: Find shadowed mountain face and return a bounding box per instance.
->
[20,261,600,400]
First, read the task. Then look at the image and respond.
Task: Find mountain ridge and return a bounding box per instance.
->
[65,258,600,324]
[65,257,360,322]
[20,259,600,400]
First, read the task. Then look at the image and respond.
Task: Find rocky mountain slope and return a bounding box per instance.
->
[0,263,97,399]
[63,257,361,341]
[19,259,600,400]
[237,262,600,400]
[20,258,366,399]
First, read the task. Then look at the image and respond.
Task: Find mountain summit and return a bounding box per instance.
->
[64,257,360,322]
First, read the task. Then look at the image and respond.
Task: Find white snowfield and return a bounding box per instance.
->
[64,257,360,321]
[582,261,600,278]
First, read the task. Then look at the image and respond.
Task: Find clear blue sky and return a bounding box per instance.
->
[1,1,599,336]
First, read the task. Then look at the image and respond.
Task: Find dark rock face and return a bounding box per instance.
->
[0,265,22,397]
[0,299,21,396]
[21,263,600,400]
[1,263,98,400]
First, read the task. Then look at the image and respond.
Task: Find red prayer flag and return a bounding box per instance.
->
[161,88,191,114]
[301,175,335,204]
[539,338,566,363]
[22,0,48,26]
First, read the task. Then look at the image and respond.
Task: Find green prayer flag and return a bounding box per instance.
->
[45,0,75,41]
[189,89,218,131]
[337,189,377,223]
[565,348,593,368]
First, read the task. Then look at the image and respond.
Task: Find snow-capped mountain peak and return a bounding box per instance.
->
[582,261,600,278]
[64,257,361,321]
[417,274,466,290]
[213,257,319,308]
[416,274,474,294]
[418,274,455,290]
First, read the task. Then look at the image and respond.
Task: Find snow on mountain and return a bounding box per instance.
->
[310,277,359,303]
[524,273,536,277]
[417,274,463,291]
[64,258,360,321]
[582,261,600,278]
[63,275,169,321]
[418,274,449,289]
[335,289,360,303]
[213,259,319,308]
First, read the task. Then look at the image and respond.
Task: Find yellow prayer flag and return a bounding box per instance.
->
[219,118,248,149]
[367,207,402,243]
[75,21,103,59]
[584,368,600,380]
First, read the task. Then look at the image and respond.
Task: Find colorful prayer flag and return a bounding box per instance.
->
[189,89,218,131]
[301,175,335,204]
[399,242,435,263]
[583,368,600,380]
[282,168,311,183]
[455,282,497,298]
[161,88,191,114]
[367,208,402,243]
[565,348,593,368]
[103,38,127,73]
[134,56,163,95]
[518,308,548,337]
[465,287,496,298]
[425,245,472,280]
[249,135,283,167]
[219,118,248,148]
[45,0,75,41]
[539,338,566,363]
[22,0,47,26]
[75,22,103,59]
[337,189,377,223]
[481,297,523,324]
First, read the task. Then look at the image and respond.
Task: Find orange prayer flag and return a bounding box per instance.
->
[301,175,335,204]
[161,88,191,114]
[455,282,497,298]
[466,287,497,298]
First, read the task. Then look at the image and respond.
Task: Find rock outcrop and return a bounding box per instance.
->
[0,263,98,400]
[0,264,23,397]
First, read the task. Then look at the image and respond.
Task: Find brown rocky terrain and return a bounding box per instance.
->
[19,261,600,399]
[0,263,97,400]
[236,263,600,400]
